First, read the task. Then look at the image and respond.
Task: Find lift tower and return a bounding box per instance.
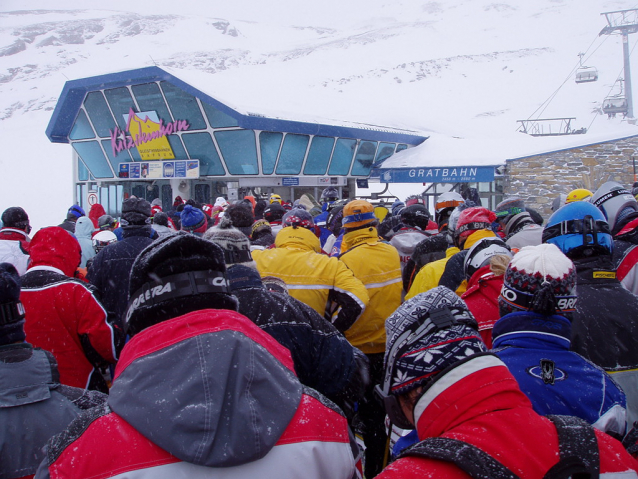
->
[600,9,638,118]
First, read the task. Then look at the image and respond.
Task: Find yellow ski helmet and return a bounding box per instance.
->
[565,188,593,204]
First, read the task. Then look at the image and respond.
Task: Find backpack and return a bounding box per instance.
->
[397,415,599,479]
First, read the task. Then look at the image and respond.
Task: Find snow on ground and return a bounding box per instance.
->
[1,0,638,229]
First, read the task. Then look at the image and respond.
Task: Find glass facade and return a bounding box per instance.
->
[66,78,415,182]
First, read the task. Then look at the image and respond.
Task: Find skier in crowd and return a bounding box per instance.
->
[20,226,117,392]
[492,243,627,437]
[543,200,638,427]
[376,286,638,478]
[58,204,85,234]
[0,206,31,275]
[0,263,108,479]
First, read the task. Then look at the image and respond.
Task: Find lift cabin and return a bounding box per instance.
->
[46,67,428,217]
[575,66,599,83]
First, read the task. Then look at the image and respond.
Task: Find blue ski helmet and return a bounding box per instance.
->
[542,201,613,258]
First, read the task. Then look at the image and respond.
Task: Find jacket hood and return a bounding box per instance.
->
[0,346,57,407]
[108,309,303,468]
[274,225,321,252]
[74,216,95,240]
[88,203,106,228]
[492,311,572,349]
[342,225,379,250]
[28,226,81,276]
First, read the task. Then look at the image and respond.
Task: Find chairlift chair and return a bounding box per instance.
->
[602,96,628,116]
[575,66,598,83]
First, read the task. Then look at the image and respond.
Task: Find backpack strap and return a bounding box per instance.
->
[543,415,600,479]
[397,436,520,479]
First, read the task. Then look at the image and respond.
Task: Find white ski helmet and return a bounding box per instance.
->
[92,230,117,253]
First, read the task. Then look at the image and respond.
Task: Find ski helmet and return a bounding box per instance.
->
[542,201,613,258]
[400,204,431,230]
[464,237,512,280]
[565,188,593,204]
[92,230,118,254]
[591,181,638,233]
[269,194,282,205]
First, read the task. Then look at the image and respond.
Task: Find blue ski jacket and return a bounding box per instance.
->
[492,311,627,437]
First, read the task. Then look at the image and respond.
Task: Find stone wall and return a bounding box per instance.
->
[503,134,638,220]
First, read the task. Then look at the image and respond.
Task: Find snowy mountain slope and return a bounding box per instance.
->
[0,0,637,229]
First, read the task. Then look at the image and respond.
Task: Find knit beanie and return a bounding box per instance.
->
[1,207,29,230]
[464,237,512,280]
[125,232,237,336]
[262,276,288,295]
[225,203,255,231]
[455,207,497,246]
[0,263,25,346]
[391,200,405,216]
[203,216,254,266]
[405,195,426,207]
[384,286,485,396]
[251,219,272,239]
[66,204,85,220]
[153,212,169,227]
[499,243,577,318]
[282,208,315,230]
[180,205,207,233]
[343,200,376,229]
[495,197,526,225]
[121,197,151,226]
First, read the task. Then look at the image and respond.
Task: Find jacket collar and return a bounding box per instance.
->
[492,311,571,350]
[0,228,30,241]
[122,225,152,238]
[414,354,532,439]
[342,226,379,251]
[573,255,617,284]
[274,225,321,252]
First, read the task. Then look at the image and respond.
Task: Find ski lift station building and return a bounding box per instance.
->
[47,66,638,220]
[46,66,428,216]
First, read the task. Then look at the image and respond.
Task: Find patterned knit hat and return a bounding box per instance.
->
[499,243,577,318]
[0,263,25,346]
[282,208,315,230]
[203,216,254,265]
[384,286,485,396]
[251,219,272,239]
[180,205,207,233]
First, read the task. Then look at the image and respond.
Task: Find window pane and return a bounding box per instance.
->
[276,134,309,175]
[104,87,136,129]
[203,102,238,128]
[84,92,116,138]
[160,81,206,130]
[78,157,89,181]
[132,185,145,199]
[72,141,114,178]
[101,139,132,172]
[161,184,173,212]
[108,184,118,216]
[214,130,258,175]
[70,110,95,140]
[328,138,356,176]
[304,136,334,175]
[351,141,378,176]
[167,135,187,158]
[374,142,396,165]
[182,132,225,176]
[132,83,173,122]
[396,144,408,153]
[259,132,282,175]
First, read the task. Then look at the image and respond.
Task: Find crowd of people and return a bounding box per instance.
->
[2,180,638,478]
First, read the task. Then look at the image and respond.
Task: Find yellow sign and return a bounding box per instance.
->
[111,109,190,160]
[593,271,616,279]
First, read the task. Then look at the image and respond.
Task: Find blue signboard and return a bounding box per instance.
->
[377,166,495,183]
[282,177,300,186]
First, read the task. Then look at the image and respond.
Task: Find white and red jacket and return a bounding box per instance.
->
[377,354,638,478]
[20,226,117,392]
[0,227,30,275]
[35,309,357,479]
